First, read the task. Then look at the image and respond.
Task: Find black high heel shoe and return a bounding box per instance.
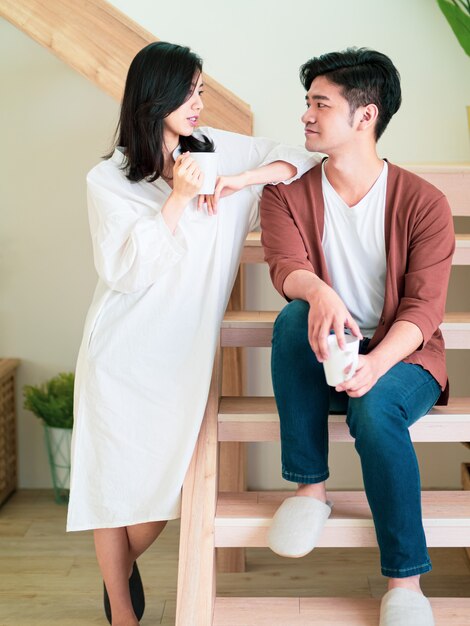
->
[103,561,145,624]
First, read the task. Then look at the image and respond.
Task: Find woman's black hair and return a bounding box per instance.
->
[300,47,401,141]
[107,41,214,182]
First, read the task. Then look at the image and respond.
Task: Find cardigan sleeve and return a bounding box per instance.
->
[260,182,315,298]
[394,193,455,346]
[87,179,187,294]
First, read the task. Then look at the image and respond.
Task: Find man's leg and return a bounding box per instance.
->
[347,362,440,624]
[269,300,336,556]
[272,299,331,488]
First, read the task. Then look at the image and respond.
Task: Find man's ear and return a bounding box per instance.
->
[357,103,379,131]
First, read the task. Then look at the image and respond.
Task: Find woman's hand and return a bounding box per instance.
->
[197,173,248,215]
[172,153,204,202]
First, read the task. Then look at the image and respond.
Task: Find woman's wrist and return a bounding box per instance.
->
[168,189,194,208]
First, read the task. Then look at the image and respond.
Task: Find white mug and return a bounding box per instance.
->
[189,152,219,194]
[322,334,360,387]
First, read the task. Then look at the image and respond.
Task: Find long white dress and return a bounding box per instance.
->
[66,127,319,531]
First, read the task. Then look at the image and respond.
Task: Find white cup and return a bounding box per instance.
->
[323,334,360,387]
[189,152,219,194]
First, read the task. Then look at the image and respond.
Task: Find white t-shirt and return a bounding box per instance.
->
[321,160,388,338]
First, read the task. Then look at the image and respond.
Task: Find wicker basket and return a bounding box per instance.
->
[0,359,20,507]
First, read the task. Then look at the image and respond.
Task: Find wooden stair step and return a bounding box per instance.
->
[221,311,470,349]
[241,232,470,265]
[218,396,470,443]
[215,491,470,548]
[213,597,470,626]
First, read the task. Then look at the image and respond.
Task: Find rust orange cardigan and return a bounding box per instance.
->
[260,162,455,404]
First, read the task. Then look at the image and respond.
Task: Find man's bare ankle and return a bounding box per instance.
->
[387,575,422,595]
[295,483,327,503]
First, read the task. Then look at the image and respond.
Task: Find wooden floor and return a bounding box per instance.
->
[0,491,469,626]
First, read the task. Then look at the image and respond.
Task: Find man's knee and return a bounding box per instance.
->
[347,392,402,446]
[272,299,309,351]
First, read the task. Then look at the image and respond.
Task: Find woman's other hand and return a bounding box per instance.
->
[197,173,248,215]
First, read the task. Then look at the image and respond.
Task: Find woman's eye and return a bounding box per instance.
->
[199,90,204,96]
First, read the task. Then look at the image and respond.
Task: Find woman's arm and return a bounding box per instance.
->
[196,128,322,215]
[199,160,297,214]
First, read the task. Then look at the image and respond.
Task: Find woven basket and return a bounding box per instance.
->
[0,359,20,507]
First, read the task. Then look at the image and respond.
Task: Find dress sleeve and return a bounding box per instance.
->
[394,194,455,346]
[248,137,322,200]
[87,178,187,293]
[247,136,321,230]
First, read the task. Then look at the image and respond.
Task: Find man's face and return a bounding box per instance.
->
[301,75,362,155]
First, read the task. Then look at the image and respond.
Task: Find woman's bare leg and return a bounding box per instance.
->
[94,521,167,626]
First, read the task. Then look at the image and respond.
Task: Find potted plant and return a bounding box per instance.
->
[23,372,74,504]
[437,1,470,127]
[437,0,470,56]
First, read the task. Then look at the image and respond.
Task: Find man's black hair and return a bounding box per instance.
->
[300,47,401,140]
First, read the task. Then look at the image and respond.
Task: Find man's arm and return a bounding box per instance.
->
[283,269,362,361]
[260,182,361,361]
[338,192,455,398]
[336,320,423,397]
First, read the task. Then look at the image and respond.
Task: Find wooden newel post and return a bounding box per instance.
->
[217,267,246,574]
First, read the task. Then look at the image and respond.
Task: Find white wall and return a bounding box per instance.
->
[1,0,470,490]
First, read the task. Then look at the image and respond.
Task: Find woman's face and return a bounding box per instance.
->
[163,73,204,151]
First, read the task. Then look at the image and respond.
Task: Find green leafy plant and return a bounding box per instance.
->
[437,0,470,56]
[23,372,74,429]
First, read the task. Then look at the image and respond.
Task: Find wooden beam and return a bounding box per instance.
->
[176,350,221,626]
[0,0,252,133]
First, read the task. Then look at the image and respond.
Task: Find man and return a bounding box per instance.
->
[260,48,455,626]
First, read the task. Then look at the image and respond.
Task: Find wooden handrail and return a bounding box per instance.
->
[0,0,252,133]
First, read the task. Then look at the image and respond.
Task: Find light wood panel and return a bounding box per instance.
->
[215,491,470,549]
[242,233,470,265]
[0,0,252,133]
[218,396,470,443]
[213,597,470,626]
[402,164,470,217]
[221,311,470,348]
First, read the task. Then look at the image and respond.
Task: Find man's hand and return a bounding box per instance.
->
[335,353,383,397]
[307,282,362,361]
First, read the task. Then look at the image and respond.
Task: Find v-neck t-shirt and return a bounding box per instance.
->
[322,160,388,338]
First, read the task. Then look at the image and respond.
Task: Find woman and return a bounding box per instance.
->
[67,41,319,626]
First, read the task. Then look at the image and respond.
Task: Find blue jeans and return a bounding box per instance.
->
[271,300,441,578]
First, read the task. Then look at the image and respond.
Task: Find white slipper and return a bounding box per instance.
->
[379,588,434,626]
[267,496,332,558]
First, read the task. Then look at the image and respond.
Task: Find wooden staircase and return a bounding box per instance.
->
[176,165,470,625]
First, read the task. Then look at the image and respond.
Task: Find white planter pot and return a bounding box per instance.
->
[43,425,72,504]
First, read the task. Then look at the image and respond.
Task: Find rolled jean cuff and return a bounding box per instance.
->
[281,468,330,484]
[381,560,432,578]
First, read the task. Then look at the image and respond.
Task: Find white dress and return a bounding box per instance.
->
[66,127,319,531]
